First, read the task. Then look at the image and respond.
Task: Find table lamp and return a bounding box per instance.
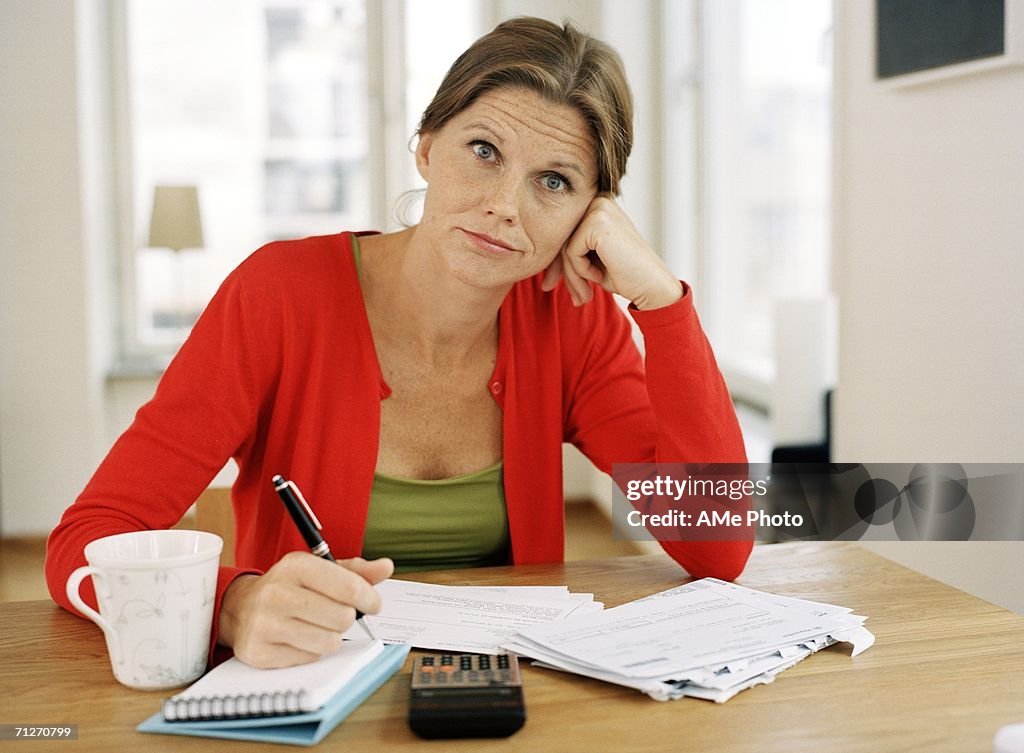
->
[148,185,204,251]
[146,185,204,329]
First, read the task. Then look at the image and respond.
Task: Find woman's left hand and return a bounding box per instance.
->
[541,196,683,310]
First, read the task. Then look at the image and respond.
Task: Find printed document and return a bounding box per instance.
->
[342,579,601,654]
[506,578,873,702]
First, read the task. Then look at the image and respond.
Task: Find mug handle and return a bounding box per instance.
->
[66,566,121,665]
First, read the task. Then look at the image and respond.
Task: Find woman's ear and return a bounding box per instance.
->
[414,132,434,182]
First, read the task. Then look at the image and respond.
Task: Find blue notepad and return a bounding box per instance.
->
[137,641,410,746]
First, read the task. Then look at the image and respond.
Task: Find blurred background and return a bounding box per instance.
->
[1,1,1021,610]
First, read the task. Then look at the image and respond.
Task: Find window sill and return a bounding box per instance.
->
[721,361,774,411]
[106,354,173,382]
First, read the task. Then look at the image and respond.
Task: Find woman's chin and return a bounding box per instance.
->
[445,253,535,294]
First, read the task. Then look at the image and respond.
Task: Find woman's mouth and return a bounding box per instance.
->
[460,229,520,256]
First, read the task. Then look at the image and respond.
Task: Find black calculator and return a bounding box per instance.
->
[408,653,526,739]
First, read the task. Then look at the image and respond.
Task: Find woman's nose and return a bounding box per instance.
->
[483,170,520,223]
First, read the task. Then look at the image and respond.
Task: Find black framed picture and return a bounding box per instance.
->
[876,0,1023,85]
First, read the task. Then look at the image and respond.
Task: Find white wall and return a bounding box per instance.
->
[832,1,1024,612]
[0,0,113,536]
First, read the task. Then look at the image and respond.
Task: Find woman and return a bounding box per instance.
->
[47,17,751,669]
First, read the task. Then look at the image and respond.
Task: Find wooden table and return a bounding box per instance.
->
[4,542,1023,752]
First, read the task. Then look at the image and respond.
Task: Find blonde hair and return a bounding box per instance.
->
[417,17,633,196]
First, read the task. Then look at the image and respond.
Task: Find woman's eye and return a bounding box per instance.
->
[471,142,496,161]
[542,174,570,193]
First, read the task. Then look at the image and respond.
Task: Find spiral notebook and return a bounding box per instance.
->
[137,639,410,747]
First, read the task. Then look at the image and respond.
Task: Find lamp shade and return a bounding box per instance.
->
[147,185,204,251]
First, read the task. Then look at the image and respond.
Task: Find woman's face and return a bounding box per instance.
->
[414,87,599,291]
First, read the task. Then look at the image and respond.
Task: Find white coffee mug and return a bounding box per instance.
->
[66,529,222,690]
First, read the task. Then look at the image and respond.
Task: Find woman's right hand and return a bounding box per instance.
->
[217,552,394,668]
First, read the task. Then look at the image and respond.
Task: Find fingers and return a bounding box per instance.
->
[280,552,383,617]
[227,577,342,668]
[541,252,563,292]
[338,556,395,590]
[541,246,593,305]
[221,552,391,669]
[557,195,680,309]
[561,224,610,305]
[560,250,594,306]
[557,196,619,306]
[239,595,346,664]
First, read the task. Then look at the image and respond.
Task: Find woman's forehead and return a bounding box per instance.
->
[453,89,596,178]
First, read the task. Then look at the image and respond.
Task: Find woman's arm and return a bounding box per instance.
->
[47,239,395,668]
[45,255,271,663]
[550,198,753,580]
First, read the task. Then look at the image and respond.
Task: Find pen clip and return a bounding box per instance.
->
[287,480,323,531]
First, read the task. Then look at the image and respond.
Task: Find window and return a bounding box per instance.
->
[663,0,833,398]
[118,0,479,357]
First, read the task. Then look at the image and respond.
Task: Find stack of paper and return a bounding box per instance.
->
[503,578,874,702]
[343,579,603,654]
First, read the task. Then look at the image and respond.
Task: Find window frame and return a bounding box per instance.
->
[660,0,833,409]
[109,0,419,369]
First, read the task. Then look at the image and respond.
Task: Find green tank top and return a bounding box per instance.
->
[349,234,511,572]
[361,462,510,572]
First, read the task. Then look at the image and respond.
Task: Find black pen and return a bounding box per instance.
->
[272,474,375,639]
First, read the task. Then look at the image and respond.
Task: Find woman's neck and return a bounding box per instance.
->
[359,226,505,367]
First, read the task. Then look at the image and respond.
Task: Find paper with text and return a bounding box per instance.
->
[342,579,601,654]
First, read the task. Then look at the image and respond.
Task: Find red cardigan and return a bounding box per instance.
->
[47,231,752,658]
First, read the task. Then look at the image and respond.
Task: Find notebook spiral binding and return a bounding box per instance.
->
[162,689,310,722]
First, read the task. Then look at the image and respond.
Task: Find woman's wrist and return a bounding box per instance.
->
[632,278,683,311]
[217,573,259,648]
